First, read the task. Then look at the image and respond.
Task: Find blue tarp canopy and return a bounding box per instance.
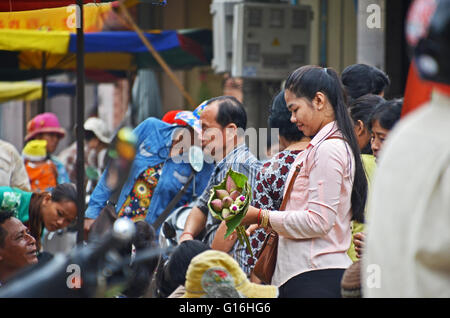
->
[0,29,212,81]
[68,30,181,53]
[47,82,76,98]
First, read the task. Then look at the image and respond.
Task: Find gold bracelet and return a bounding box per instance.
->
[258,209,264,227]
[261,210,269,228]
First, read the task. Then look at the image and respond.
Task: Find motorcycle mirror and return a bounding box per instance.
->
[162,221,177,240]
[113,218,136,242]
[188,145,204,172]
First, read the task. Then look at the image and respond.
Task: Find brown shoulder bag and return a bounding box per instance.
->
[252,162,303,284]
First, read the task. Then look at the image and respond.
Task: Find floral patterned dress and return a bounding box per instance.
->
[117,163,164,222]
[246,150,302,269]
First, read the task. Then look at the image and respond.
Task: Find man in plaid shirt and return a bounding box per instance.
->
[179,96,261,275]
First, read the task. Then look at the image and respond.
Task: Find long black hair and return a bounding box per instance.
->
[368,98,403,132]
[348,94,385,154]
[29,183,78,250]
[284,65,368,223]
[341,63,390,101]
[154,240,210,298]
[349,94,386,128]
[121,221,158,298]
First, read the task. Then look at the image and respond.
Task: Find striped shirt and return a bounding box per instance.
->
[196,143,262,275]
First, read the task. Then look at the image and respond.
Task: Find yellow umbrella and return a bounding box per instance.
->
[0,81,41,103]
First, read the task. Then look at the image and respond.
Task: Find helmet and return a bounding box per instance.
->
[406,0,450,84]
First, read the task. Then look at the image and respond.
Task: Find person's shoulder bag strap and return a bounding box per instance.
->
[280,161,303,211]
[282,134,347,211]
[151,168,196,230]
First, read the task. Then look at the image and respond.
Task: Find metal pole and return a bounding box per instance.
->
[39,52,46,114]
[75,0,86,244]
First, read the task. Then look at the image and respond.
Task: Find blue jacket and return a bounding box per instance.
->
[51,155,71,184]
[85,118,214,232]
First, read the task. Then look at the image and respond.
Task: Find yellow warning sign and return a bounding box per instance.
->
[272,38,280,46]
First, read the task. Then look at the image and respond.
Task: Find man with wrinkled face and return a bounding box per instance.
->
[180,96,263,276]
[0,210,38,285]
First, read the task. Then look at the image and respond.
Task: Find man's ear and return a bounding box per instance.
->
[224,123,238,137]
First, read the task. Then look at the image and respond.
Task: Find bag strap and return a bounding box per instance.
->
[279,162,303,211]
[326,136,348,142]
[152,169,196,230]
[279,134,347,211]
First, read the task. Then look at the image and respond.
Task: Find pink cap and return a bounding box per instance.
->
[25,112,66,142]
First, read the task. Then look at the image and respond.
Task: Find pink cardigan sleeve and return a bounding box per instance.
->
[270,141,351,239]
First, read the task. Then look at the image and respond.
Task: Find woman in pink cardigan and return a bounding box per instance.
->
[241,65,368,297]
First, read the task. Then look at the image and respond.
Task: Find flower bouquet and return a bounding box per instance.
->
[207,168,253,257]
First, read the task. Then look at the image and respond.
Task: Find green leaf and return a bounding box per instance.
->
[224,208,247,238]
[241,226,254,257]
[227,169,248,189]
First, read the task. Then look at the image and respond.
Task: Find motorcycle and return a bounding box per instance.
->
[0,218,171,298]
[158,202,193,249]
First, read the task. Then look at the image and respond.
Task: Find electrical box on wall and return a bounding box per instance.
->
[210,0,244,74]
[231,3,313,80]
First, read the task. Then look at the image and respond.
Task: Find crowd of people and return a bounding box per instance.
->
[0,0,448,298]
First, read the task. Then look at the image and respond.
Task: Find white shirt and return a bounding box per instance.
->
[0,140,31,191]
[363,90,450,297]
